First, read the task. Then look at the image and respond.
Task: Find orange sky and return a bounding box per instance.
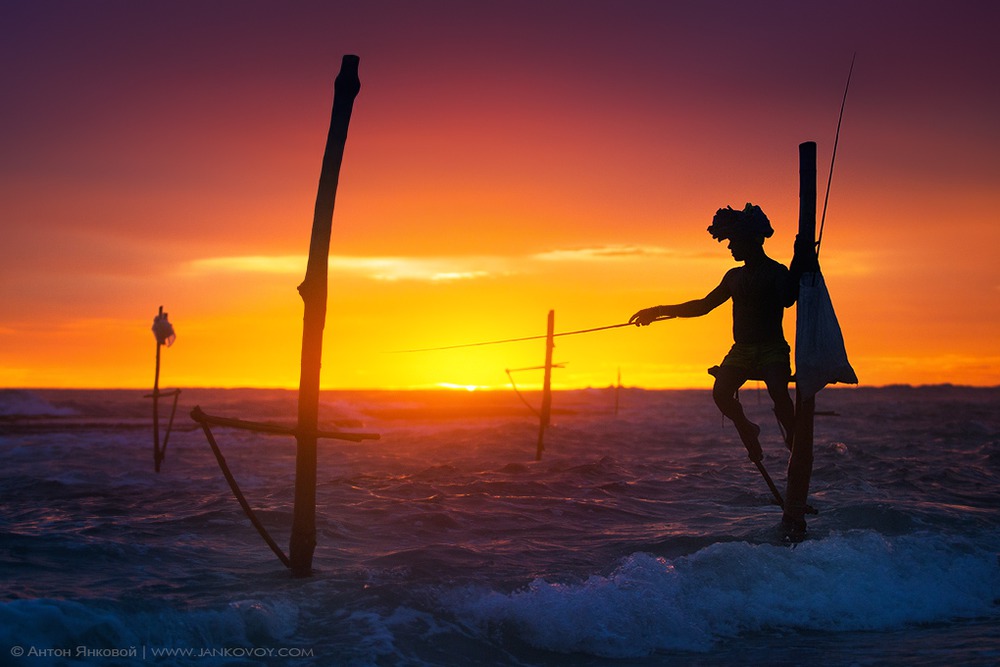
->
[2,1,998,390]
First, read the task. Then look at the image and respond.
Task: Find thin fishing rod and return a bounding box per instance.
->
[817,52,856,259]
[390,316,675,353]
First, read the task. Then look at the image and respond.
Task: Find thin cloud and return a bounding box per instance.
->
[187,256,305,274]
[186,254,509,282]
[332,256,508,282]
[532,244,686,262]
[185,243,757,283]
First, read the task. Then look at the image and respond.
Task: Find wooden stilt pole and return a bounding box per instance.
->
[785,141,818,534]
[152,306,163,473]
[149,306,180,471]
[614,367,621,416]
[289,55,361,577]
[535,310,555,461]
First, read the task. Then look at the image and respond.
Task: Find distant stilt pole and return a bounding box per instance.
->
[614,367,621,416]
[535,310,555,461]
[290,55,361,577]
[786,142,818,529]
[152,306,163,472]
[149,306,176,472]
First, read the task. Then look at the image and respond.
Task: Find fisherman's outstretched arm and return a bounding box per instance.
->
[629,281,729,326]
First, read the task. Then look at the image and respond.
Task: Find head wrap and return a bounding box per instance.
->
[707,203,773,241]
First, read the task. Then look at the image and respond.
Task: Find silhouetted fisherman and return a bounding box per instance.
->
[629,204,797,461]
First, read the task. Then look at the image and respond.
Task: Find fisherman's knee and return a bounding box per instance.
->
[767,383,793,406]
[762,370,791,400]
[712,382,738,411]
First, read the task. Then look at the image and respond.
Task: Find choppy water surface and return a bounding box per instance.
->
[1,386,999,665]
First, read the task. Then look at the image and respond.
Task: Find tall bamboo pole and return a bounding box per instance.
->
[290,55,361,577]
[535,310,554,461]
[785,141,817,532]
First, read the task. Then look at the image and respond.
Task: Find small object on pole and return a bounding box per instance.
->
[535,310,555,461]
[290,54,361,577]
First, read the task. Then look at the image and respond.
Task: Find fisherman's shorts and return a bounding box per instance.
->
[719,341,791,379]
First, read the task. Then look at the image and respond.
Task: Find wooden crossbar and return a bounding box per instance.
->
[143,388,182,399]
[505,362,566,373]
[190,404,381,571]
[191,408,292,568]
[190,407,379,442]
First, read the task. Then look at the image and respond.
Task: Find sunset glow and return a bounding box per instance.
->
[2,1,998,390]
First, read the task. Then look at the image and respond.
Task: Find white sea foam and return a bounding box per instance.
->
[446,530,1000,658]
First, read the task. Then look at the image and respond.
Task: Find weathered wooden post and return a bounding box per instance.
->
[784,141,818,536]
[290,55,361,576]
[784,139,858,539]
[535,310,555,461]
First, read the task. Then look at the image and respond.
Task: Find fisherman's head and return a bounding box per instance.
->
[707,203,772,260]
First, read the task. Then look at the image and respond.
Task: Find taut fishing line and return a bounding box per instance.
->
[389,317,674,354]
[817,52,856,258]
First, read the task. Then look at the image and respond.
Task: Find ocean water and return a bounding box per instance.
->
[1,385,998,666]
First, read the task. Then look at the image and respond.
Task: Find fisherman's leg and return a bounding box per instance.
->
[711,365,748,421]
[711,367,761,461]
[762,365,795,451]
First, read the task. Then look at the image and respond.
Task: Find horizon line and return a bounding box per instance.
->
[4,383,998,393]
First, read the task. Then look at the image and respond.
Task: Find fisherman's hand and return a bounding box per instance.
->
[629,307,662,326]
[791,234,820,275]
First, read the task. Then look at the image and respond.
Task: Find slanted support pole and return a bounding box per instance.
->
[786,141,818,532]
[290,55,361,577]
[535,310,555,461]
